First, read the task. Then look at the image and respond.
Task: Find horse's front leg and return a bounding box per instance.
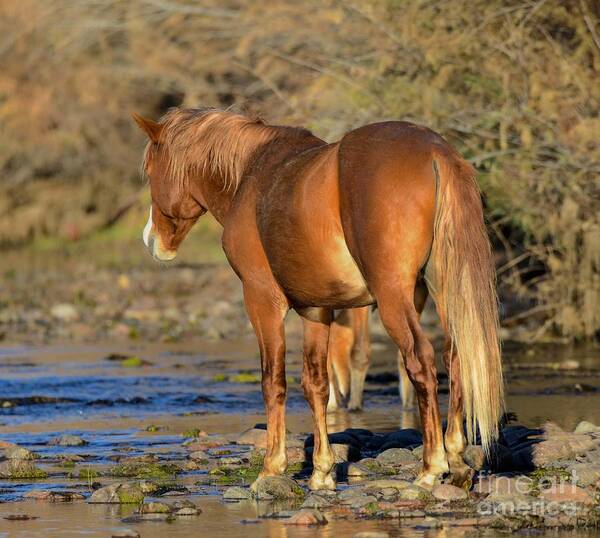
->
[298,307,336,491]
[243,284,289,486]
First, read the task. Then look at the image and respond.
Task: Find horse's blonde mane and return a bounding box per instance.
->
[143,108,294,191]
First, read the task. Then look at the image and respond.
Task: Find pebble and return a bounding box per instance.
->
[301,493,334,509]
[432,484,468,501]
[139,501,172,514]
[283,509,327,525]
[0,459,47,479]
[353,533,390,538]
[397,484,433,501]
[24,490,84,501]
[346,462,374,477]
[3,446,37,460]
[223,486,253,500]
[539,484,595,505]
[375,448,417,467]
[236,426,267,448]
[88,482,144,504]
[251,476,304,500]
[463,445,485,470]
[380,428,422,450]
[49,434,87,447]
[574,421,600,434]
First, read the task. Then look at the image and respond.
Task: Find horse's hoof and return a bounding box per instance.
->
[449,465,475,490]
[347,402,363,413]
[308,471,336,491]
[413,472,439,490]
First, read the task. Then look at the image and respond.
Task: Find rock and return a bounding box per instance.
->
[332,443,360,462]
[112,531,140,538]
[353,533,389,538]
[574,421,600,434]
[3,446,37,460]
[363,479,411,491]
[219,456,244,466]
[539,484,595,505]
[412,445,424,460]
[252,476,304,500]
[184,434,230,450]
[478,475,533,499]
[49,434,87,447]
[301,493,334,509]
[24,490,85,501]
[375,448,417,467]
[286,446,306,465]
[432,484,468,501]
[463,445,485,470]
[522,422,598,467]
[88,482,144,504]
[283,509,327,525]
[139,501,172,513]
[307,443,359,463]
[305,432,360,450]
[346,462,373,477]
[176,507,201,515]
[397,484,433,501]
[380,429,422,450]
[189,450,210,462]
[338,487,367,502]
[237,427,267,448]
[223,486,253,500]
[0,459,47,479]
[567,462,600,487]
[348,495,378,508]
[50,303,79,322]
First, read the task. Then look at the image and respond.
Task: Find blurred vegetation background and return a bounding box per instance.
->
[0,0,598,340]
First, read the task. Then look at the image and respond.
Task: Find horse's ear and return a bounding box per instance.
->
[132,112,163,143]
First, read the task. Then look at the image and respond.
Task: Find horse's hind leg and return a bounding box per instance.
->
[347,306,370,411]
[299,307,336,490]
[443,339,473,489]
[378,285,448,488]
[326,310,353,411]
[243,285,289,487]
[397,282,427,408]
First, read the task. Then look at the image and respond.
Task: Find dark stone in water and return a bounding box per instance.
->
[304,432,360,449]
[192,395,215,403]
[0,396,78,407]
[86,397,148,406]
[380,429,423,450]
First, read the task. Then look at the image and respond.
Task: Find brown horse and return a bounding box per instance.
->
[133,107,503,490]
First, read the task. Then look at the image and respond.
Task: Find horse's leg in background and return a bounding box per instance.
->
[442,337,473,488]
[378,285,448,488]
[243,285,289,487]
[398,281,428,408]
[299,307,336,490]
[347,306,371,411]
[326,310,353,411]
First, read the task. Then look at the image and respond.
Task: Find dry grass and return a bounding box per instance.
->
[0,0,598,339]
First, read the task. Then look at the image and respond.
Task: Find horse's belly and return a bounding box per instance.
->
[276,236,373,309]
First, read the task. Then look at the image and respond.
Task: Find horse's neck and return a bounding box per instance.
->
[199,131,324,224]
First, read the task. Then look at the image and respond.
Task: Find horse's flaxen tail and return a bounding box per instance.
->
[424,151,504,456]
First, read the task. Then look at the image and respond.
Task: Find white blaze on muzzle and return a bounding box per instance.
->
[142,206,153,247]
